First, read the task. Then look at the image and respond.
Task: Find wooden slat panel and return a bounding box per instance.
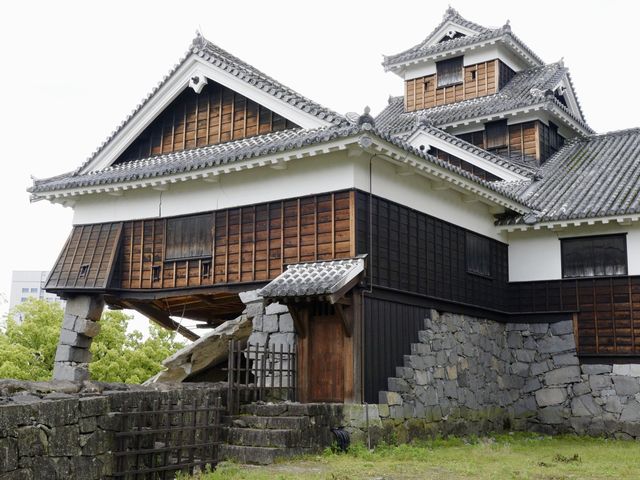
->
[114,191,356,290]
[113,81,300,166]
[46,223,123,291]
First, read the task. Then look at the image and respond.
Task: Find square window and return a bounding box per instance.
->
[30,288,38,293]
[166,214,214,260]
[21,288,29,293]
[485,120,508,150]
[561,234,627,278]
[466,232,492,277]
[436,56,463,88]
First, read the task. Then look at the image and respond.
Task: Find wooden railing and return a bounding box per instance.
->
[227,339,297,414]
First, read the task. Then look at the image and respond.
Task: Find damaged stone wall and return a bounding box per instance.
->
[245,295,295,351]
[378,311,640,439]
[0,381,225,479]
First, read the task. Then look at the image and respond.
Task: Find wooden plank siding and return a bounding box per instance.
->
[355,191,510,312]
[115,191,355,289]
[363,296,428,403]
[509,277,640,356]
[45,223,123,290]
[405,60,512,112]
[458,120,563,165]
[113,81,299,165]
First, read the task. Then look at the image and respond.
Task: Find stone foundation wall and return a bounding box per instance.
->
[378,311,640,439]
[0,381,225,480]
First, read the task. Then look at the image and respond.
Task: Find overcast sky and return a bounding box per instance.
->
[0,0,638,330]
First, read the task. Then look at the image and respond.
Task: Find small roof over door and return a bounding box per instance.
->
[259,256,366,304]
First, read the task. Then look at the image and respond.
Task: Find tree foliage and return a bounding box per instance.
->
[0,298,184,383]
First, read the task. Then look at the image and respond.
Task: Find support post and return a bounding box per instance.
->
[52,294,105,382]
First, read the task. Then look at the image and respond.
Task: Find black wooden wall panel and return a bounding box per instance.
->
[356,191,509,312]
[363,296,428,403]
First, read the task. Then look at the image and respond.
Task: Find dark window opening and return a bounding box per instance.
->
[485,120,508,150]
[466,232,492,277]
[436,56,463,87]
[561,234,628,278]
[79,264,89,278]
[470,70,477,81]
[166,214,214,261]
[152,265,161,282]
[423,79,430,93]
[201,261,212,279]
[555,91,568,107]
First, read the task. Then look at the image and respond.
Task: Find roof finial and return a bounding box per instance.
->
[445,5,457,18]
[192,28,206,48]
[357,106,375,130]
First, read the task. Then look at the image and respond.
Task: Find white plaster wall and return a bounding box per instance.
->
[72,152,357,224]
[353,156,505,241]
[71,151,506,241]
[508,223,640,281]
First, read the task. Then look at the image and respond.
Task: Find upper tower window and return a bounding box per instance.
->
[485,120,508,150]
[436,56,463,87]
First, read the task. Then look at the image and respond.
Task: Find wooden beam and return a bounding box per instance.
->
[122,300,200,341]
[288,304,307,338]
[335,303,353,337]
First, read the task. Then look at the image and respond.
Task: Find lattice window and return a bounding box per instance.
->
[561,234,628,278]
[436,56,463,87]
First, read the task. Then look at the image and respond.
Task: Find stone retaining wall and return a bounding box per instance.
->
[0,381,225,480]
[378,310,640,439]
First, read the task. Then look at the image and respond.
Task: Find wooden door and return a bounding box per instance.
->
[308,315,345,402]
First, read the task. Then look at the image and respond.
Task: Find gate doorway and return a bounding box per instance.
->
[297,302,355,403]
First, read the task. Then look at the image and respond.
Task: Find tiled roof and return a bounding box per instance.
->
[383,9,543,70]
[376,62,592,134]
[410,122,536,178]
[259,257,366,299]
[29,121,530,209]
[74,34,345,175]
[30,126,359,193]
[499,129,640,224]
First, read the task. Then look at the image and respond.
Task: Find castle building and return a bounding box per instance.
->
[29,9,640,407]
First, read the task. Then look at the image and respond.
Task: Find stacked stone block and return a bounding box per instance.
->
[241,292,296,388]
[378,310,640,438]
[52,296,104,382]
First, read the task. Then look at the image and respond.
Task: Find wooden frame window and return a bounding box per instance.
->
[466,232,492,277]
[165,214,213,261]
[436,56,463,87]
[485,120,508,150]
[561,234,628,278]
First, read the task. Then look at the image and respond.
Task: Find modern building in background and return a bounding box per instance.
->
[9,271,64,320]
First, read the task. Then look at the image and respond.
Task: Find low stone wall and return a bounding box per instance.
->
[378,310,640,439]
[0,380,225,480]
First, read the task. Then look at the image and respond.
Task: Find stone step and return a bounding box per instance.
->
[229,414,311,430]
[240,403,290,416]
[226,427,307,448]
[240,402,338,417]
[219,444,314,465]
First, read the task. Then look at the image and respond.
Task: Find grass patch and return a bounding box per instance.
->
[189,433,640,480]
